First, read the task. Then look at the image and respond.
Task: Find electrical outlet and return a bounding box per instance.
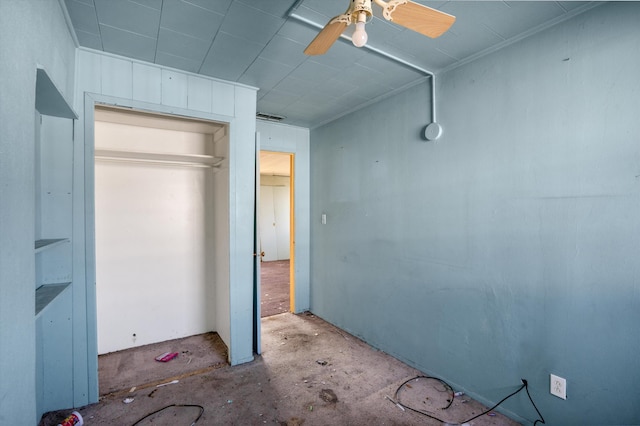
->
[550,374,567,399]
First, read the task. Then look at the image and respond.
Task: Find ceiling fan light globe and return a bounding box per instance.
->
[352,22,368,47]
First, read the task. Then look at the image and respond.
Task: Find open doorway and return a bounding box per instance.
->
[259,151,294,317]
[93,105,230,394]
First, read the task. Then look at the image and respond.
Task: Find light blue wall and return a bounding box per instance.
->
[310,3,640,424]
[0,1,76,423]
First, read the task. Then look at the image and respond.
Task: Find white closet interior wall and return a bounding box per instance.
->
[94,108,227,354]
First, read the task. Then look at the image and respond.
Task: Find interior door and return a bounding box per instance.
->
[253,132,261,355]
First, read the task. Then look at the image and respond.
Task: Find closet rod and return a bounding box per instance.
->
[95,149,223,168]
[95,156,220,168]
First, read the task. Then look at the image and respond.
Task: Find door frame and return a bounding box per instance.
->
[256,124,310,317]
[257,151,295,312]
[253,133,261,354]
[288,153,296,312]
[81,93,243,402]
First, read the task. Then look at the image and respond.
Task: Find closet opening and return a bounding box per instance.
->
[93,105,230,395]
[258,150,294,317]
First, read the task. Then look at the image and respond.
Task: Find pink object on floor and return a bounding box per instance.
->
[155,352,179,362]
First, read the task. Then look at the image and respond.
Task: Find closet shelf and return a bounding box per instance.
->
[36,282,71,316]
[35,238,69,253]
[94,149,224,168]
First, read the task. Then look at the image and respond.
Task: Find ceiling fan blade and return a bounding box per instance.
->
[383,0,455,38]
[304,16,349,55]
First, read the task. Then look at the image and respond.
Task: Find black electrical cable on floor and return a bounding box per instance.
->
[391,376,545,425]
[525,380,546,426]
[392,375,455,422]
[131,403,204,426]
[461,382,524,423]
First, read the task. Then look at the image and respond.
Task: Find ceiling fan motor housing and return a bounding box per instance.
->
[350,0,373,23]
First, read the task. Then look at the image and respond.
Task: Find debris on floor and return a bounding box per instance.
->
[280,417,304,426]
[57,411,83,426]
[155,351,179,362]
[130,404,204,425]
[319,388,338,403]
[385,395,406,412]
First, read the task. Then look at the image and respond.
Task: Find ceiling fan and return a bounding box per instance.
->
[304,0,456,55]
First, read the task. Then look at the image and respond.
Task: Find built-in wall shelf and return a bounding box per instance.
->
[35,67,77,119]
[34,65,76,420]
[36,283,71,316]
[35,238,69,253]
[94,149,224,168]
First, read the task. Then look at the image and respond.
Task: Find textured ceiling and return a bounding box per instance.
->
[64,0,599,128]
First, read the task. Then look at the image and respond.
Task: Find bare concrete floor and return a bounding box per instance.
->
[41,313,521,426]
